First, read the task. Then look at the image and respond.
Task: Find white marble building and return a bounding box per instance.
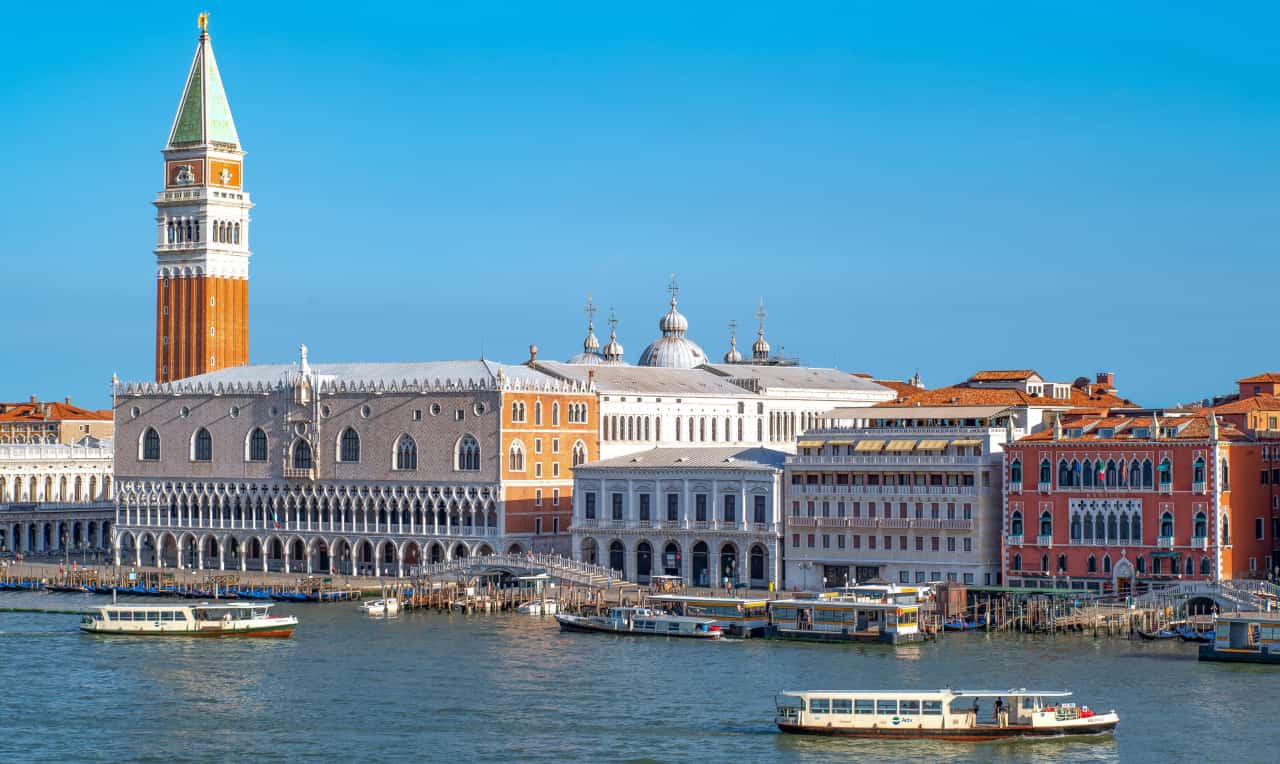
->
[572,446,787,588]
[0,441,114,505]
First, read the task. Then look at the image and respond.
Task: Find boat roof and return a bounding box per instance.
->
[647,594,769,605]
[772,598,913,610]
[1215,612,1280,624]
[782,689,1073,698]
[99,602,271,610]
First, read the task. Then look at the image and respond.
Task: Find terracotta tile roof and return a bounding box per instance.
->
[1237,372,1280,384]
[1018,413,1248,443]
[873,379,927,397]
[0,401,112,422]
[878,383,1137,410]
[968,369,1038,382]
[1207,394,1280,415]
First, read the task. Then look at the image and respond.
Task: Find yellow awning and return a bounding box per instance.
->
[885,439,917,452]
[915,440,948,451]
[797,440,826,448]
[855,440,885,452]
[951,439,982,447]
[827,439,856,446]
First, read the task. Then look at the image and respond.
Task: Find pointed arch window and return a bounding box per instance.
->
[534,401,543,426]
[1012,553,1022,571]
[1039,459,1051,484]
[1083,513,1094,542]
[1160,511,1174,538]
[141,428,161,461]
[247,428,268,462]
[1118,513,1130,543]
[192,428,212,462]
[1103,555,1111,574]
[1057,554,1067,572]
[1009,458,1022,485]
[508,440,526,472]
[1105,459,1118,487]
[456,435,481,471]
[1200,556,1211,576]
[1082,460,1093,487]
[551,402,560,426]
[1136,557,1146,574]
[1158,458,1172,487]
[1009,510,1023,536]
[1131,514,1142,543]
[1058,459,1071,487]
[395,434,418,471]
[1129,459,1142,488]
[1096,514,1107,543]
[339,427,361,463]
[1193,511,1207,538]
[1040,554,1050,572]
[1087,555,1097,573]
[1142,459,1154,488]
[571,440,588,468]
[1039,511,1052,538]
[292,440,314,470]
[1192,456,1206,484]
[1070,515,1081,541]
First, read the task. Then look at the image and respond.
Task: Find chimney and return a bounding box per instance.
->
[529,344,538,363]
[1096,371,1115,390]
[65,396,72,406]
[588,369,595,384]
[29,394,37,404]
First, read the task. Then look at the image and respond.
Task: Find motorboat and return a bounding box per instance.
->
[775,688,1118,740]
[516,600,558,615]
[361,598,400,617]
[556,606,722,639]
[80,603,297,638]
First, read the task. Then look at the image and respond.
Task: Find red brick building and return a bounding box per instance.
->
[1003,412,1271,592]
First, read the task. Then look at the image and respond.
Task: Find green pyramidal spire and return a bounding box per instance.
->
[167,28,240,148]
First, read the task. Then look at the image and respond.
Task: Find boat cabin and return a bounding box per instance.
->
[647,595,770,637]
[1200,612,1280,664]
[768,598,921,643]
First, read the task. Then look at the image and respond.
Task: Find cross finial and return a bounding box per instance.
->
[198,11,209,33]
[755,298,767,335]
[668,273,679,303]
[583,294,598,325]
[608,307,618,334]
[728,319,737,340]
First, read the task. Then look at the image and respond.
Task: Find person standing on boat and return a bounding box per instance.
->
[994,697,1007,727]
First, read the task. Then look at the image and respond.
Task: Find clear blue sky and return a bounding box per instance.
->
[3,1,1277,409]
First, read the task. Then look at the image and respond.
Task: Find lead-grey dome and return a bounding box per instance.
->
[638,294,707,369]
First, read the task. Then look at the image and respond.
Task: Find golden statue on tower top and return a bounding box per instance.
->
[198,12,209,32]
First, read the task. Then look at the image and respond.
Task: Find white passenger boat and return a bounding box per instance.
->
[516,599,558,615]
[80,603,297,638]
[775,688,1118,740]
[361,598,400,617]
[556,606,722,639]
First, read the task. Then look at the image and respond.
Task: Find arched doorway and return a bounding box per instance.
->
[636,541,653,583]
[749,544,767,585]
[356,540,374,575]
[312,539,330,573]
[719,543,738,588]
[475,544,494,557]
[608,540,626,577]
[507,543,524,555]
[452,543,469,560]
[403,542,421,575]
[692,541,709,587]
[1113,557,1134,595]
[580,538,598,565]
[662,542,681,577]
[429,542,444,564]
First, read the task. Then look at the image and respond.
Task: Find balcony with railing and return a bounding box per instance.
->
[785,516,976,532]
[1006,534,1024,546]
[786,454,985,467]
[282,467,315,481]
[1036,534,1053,546]
[1009,482,1022,494]
[1192,481,1206,494]
[1190,536,1208,550]
[1157,482,1173,494]
[1038,482,1051,493]
[790,484,979,498]
[1157,536,1175,549]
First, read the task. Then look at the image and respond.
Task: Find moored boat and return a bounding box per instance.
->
[361,598,400,617]
[515,599,558,615]
[775,688,1118,741]
[556,606,722,639]
[80,602,297,637]
[1198,612,1280,665]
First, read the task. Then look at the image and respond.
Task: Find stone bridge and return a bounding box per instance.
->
[1140,579,1280,612]
[416,552,617,588]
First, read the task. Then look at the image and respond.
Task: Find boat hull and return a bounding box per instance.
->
[80,622,296,638]
[776,720,1118,741]
[556,616,721,639]
[1198,645,1280,664]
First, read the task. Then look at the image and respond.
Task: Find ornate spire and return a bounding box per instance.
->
[723,320,743,363]
[659,273,689,336]
[168,15,240,149]
[751,298,770,362]
[581,294,600,353]
[602,308,625,363]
